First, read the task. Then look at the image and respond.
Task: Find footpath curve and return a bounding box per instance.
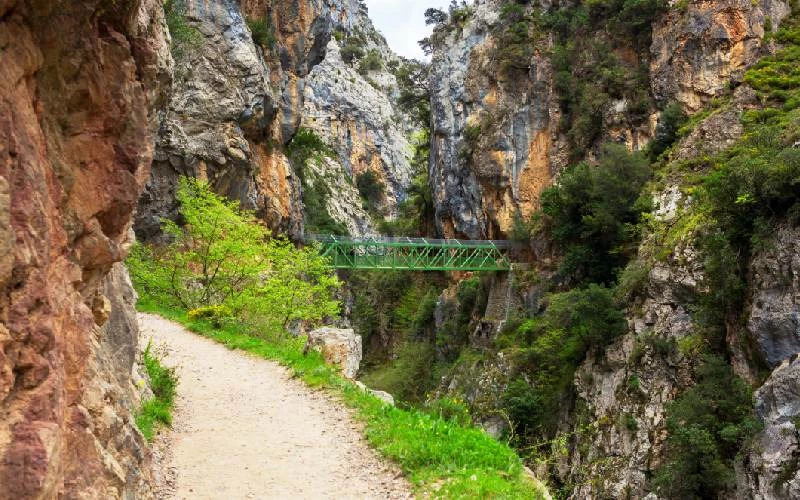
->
[138,313,411,499]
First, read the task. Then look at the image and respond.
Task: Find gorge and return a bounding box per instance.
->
[1,0,799,498]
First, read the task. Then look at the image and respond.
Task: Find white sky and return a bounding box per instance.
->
[365,0,453,60]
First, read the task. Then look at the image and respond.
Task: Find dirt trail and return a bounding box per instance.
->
[138,313,411,499]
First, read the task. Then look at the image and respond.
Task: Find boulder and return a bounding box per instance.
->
[306,327,362,379]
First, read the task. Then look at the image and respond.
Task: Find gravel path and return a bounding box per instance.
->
[138,313,412,499]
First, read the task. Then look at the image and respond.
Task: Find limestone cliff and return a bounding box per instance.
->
[0,0,169,497]
[135,0,415,240]
[425,0,798,497]
[427,0,787,239]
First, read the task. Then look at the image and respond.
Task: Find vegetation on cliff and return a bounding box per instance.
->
[136,342,179,441]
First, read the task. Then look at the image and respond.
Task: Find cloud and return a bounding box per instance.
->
[365,0,453,60]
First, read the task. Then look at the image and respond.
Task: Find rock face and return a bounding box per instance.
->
[747,223,800,368]
[136,0,415,239]
[0,0,169,497]
[429,0,564,239]
[738,356,800,498]
[302,19,415,221]
[650,0,791,110]
[306,327,363,378]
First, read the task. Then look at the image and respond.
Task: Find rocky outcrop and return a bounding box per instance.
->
[651,0,791,110]
[136,0,304,240]
[429,0,564,239]
[738,356,800,499]
[0,0,169,497]
[747,223,800,368]
[302,18,415,222]
[306,327,362,378]
[136,0,415,239]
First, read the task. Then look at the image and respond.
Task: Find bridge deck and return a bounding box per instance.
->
[307,234,514,271]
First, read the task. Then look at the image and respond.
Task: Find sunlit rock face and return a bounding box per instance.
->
[429,0,564,240]
[0,0,170,497]
[650,0,791,111]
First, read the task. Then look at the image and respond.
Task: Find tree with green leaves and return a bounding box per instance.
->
[128,178,340,335]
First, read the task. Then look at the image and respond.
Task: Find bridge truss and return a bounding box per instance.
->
[308,234,513,271]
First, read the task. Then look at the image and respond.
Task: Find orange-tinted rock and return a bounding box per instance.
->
[0,0,169,497]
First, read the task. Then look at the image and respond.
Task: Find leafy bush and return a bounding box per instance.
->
[188,304,233,327]
[246,17,275,50]
[356,171,385,210]
[127,178,340,335]
[649,101,688,160]
[357,49,382,75]
[286,128,348,235]
[425,396,474,427]
[340,37,365,64]
[163,0,202,59]
[500,285,626,438]
[654,355,760,498]
[136,342,178,441]
[539,143,652,285]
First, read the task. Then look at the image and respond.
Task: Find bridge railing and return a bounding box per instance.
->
[305,233,518,271]
[305,233,517,249]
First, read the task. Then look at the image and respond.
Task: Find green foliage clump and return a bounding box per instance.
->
[541,0,665,159]
[188,304,232,327]
[358,49,383,75]
[649,101,688,160]
[500,285,626,438]
[393,58,431,128]
[539,143,652,285]
[163,0,202,59]
[340,36,366,64]
[134,302,548,498]
[356,170,385,211]
[654,355,760,498]
[246,17,276,50]
[136,342,178,441]
[127,177,340,335]
[286,128,348,235]
[495,2,542,72]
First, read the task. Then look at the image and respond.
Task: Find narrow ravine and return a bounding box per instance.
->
[138,313,411,499]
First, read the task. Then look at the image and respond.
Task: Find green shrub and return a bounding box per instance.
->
[357,49,382,75]
[163,0,202,59]
[425,396,474,427]
[654,355,760,498]
[501,285,626,438]
[356,171,385,210]
[246,17,275,50]
[649,102,688,160]
[127,178,340,335]
[539,143,652,285]
[136,342,178,441]
[340,37,365,64]
[286,128,348,235]
[188,304,232,327]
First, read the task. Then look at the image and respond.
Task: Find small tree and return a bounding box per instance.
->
[128,178,340,335]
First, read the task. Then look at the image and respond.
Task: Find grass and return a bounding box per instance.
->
[136,342,178,441]
[136,297,549,498]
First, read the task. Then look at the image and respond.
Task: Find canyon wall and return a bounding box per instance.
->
[0,0,169,497]
[135,0,415,240]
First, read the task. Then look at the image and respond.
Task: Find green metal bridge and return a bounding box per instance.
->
[308,234,514,271]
